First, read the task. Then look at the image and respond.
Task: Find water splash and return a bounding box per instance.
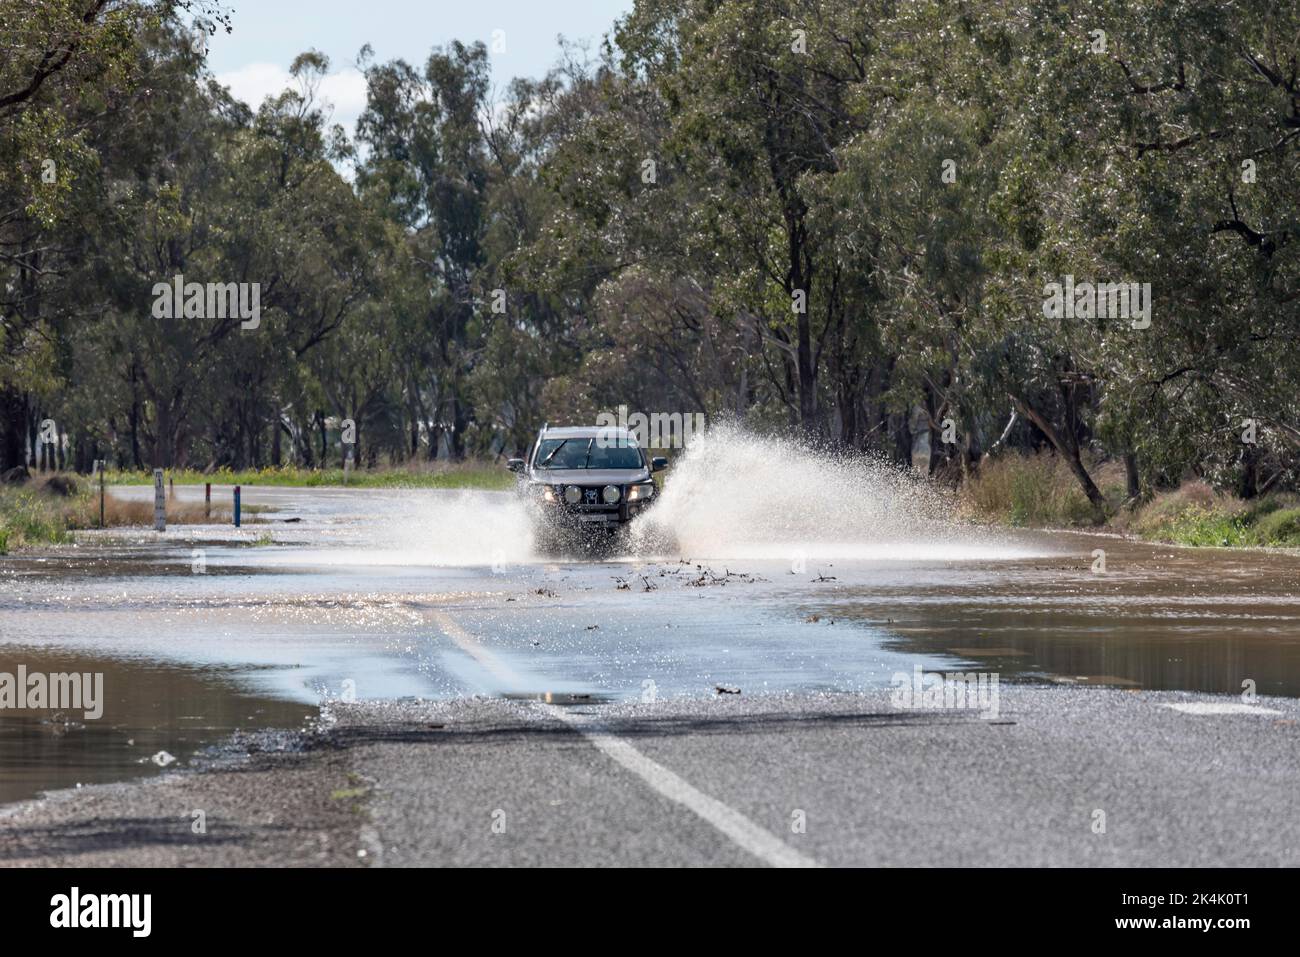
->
[630,425,1040,562]
[249,489,537,568]
[382,490,539,566]
[234,429,1045,567]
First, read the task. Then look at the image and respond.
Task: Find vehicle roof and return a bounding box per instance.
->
[539,426,635,439]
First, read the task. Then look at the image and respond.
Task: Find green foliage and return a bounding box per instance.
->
[1129,487,1300,548]
[0,485,73,550]
[1250,507,1300,547]
[1147,506,1251,549]
[2,0,1299,521]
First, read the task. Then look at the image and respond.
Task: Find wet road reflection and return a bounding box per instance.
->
[802,541,1300,696]
[3,486,1299,804]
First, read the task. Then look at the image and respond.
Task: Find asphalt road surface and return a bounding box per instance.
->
[2,484,1298,866]
[3,687,1298,867]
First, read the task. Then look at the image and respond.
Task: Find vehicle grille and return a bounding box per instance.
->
[568,486,619,509]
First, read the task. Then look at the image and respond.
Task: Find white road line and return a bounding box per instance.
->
[542,705,821,868]
[433,611,533,688]
[1162,702,1283,716]
[432,611,821,868]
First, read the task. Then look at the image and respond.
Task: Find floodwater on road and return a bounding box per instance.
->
[2,471,1299,805]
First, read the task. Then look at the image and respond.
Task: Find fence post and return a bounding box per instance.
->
[234,485,241,528]
[153,468,165,532]
[98,460,105,529]
[205,482,211,519]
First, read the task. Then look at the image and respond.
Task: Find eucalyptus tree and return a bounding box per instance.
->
[354,40,494,458]
[0,0,232,470]
[611,0,889,437]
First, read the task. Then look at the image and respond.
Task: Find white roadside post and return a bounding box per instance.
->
[97,459,106,528]
[153,468,166,532]
[341,417,355,485]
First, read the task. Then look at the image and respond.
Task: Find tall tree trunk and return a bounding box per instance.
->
[1238,445,1259,499]
[271,412,283,466]
[129,398,142,470]
[154,400,170,469]
[1010,393,1106,522]
[789,218,817,433]
[1124,452,1141,502]
[451,395,468,460]
[0,389,24,471]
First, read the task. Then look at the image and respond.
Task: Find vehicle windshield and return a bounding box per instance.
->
[535,437,643,469]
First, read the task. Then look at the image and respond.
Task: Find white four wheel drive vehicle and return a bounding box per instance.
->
[506,424,668,548]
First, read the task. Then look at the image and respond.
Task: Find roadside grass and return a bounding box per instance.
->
[959,452,1125,528]
[0,484,73,552]
[101,461,515,491]
[9,455,1300,553]
[964,456,1300,548]
[0,476,241,553]
[1122,484,1300,548]
[1252,504,1300,545]
[0,461,509,552]
[80,495,235,527]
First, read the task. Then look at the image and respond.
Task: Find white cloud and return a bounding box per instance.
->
[215,62,368,137]
[215,62,287,109]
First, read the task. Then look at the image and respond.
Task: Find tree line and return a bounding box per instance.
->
[2,0,1297,518]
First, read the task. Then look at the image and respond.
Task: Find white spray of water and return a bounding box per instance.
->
[255,489,537,568]
[630,425,1042,562]
[383,490,537,566]
[253,429,1045,567]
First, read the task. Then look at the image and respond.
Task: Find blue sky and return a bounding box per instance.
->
[204,1,632,135]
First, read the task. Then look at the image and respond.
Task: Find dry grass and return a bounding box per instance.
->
[1,476,246,552]
[88,495,235,527]
[959,453,1125,527]
[964,463,1300,547]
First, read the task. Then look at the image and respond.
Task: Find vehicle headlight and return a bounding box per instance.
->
[627,482,655,502]
[541,485,558,503]
[602,485,621,504]
[563,485,582,505]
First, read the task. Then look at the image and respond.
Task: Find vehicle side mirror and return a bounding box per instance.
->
[506,458,525,473]
[651,457,669,472]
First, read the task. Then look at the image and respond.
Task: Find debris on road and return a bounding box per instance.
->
[688,565,763,587]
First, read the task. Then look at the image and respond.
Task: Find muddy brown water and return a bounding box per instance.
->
[805,536,1300,697]
[2,485,1299,806]
[0,649,313,806]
